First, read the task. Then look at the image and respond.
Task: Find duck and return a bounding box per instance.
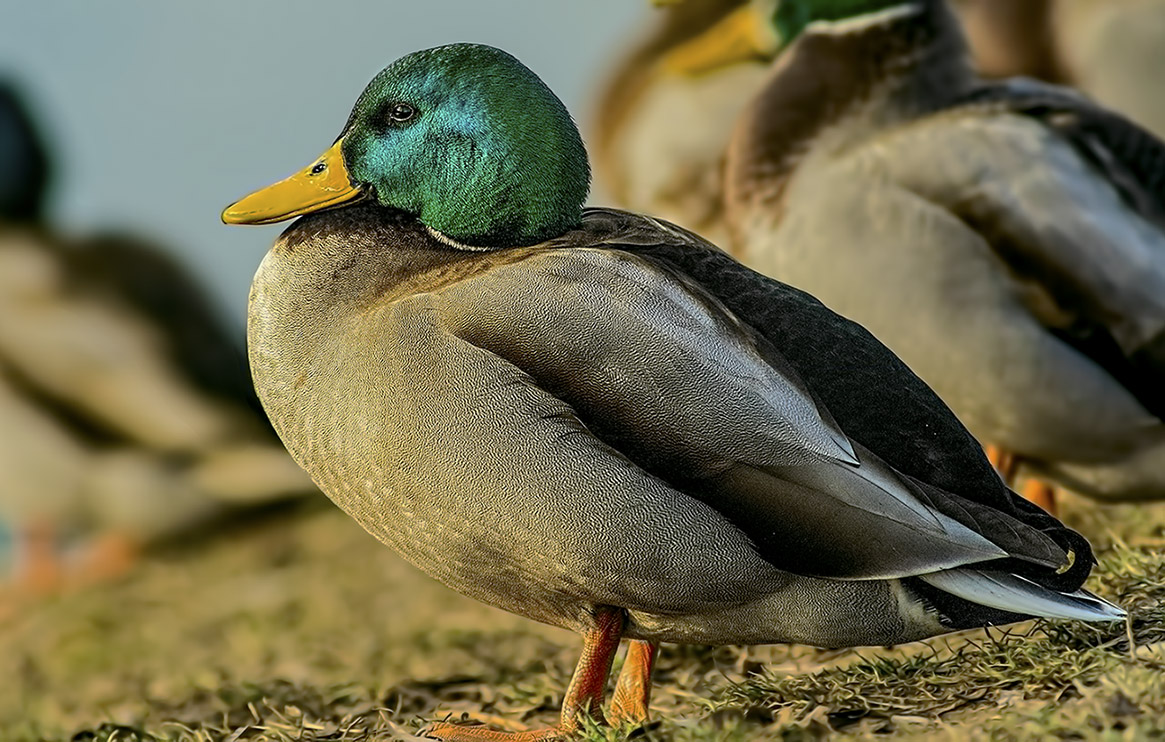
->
[0,82,313,594]
[0,80,51,224]
[692,0,1165,513]
[954,0,1165,140]
[597,0,1165,254]
[591,0,769,247]
[223,43,1122,740]
[0,226,315,593]
[953,0,1065,83]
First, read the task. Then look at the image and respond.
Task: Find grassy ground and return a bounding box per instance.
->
[3,493,1164,742]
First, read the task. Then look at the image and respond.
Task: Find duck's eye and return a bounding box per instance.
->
[388,103,417,124]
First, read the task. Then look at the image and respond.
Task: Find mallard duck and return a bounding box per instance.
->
[0,80,52,223]
[591,0,769,246]
[224,43,1121,740]
[699,0,1165,512]
[954,0,1064,82]
[955,0,1165,140]
[0,351,223,595]
[0,230,314,593]
[0,84,312,592]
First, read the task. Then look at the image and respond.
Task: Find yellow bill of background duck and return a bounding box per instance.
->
[662,1,780,75]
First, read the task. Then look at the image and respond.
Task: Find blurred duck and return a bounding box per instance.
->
[0,367,222,590]
[0,82,312,594]
[591,0,766,245]
[956,0,1165,140]
[224,43,1120,740]
[954,0,1064,83]
[0,230,247,454]
[595,0,1165,244]
[686,0,1165,512]
[0,81,50,224]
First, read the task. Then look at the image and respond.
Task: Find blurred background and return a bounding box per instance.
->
[0,3,656,734]
[4,2,1165,741]
[1,1,647,320]
[0,1,651,592]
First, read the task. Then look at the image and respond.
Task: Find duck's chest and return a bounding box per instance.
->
[246,256,592,630]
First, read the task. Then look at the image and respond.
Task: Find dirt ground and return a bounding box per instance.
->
[3,493,1164,742]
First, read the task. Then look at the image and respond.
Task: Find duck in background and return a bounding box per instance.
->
[954,0,1065,83]
[690,0,1165,514]
[591,0,767,246]
[225,42,1121,740]
[0,80,313,596]
[0,81,50,224]
[595,0,1165,247]
[955,0,1165,141]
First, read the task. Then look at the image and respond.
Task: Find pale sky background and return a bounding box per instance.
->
[0,1,649,325]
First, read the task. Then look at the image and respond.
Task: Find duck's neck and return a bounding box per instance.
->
[959,0,1062,81]
[247,204,539,442]
[725,0,973,223]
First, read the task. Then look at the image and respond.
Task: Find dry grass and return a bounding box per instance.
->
[714,541,1165,737]
[2,493,1164,741]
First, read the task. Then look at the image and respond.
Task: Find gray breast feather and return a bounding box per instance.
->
[364,295,784,617]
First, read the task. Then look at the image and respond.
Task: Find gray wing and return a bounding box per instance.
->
[955,79,1165,225]
[433,247,1012,580]
[871,95,1165,415]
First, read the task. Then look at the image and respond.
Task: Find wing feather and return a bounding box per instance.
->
[434,248,1017,580]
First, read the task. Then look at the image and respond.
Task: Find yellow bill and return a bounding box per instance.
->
[660,5,780,76]
[222,140,363,225]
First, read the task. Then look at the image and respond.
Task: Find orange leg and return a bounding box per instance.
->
[1023,478,1058,517]
[609,640,658,727]
[73,531,140,587]
[13,521,64,596]
[421,607,625,741]
[985,446,1060,514]
[985,444,1018,485]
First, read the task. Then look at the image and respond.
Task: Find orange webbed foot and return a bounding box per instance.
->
[985,444,1018,485]
[421,608,628,742]
[984,446,1059,516]
[71,530,140,587]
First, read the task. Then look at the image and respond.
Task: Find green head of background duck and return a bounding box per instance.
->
[768,0,933,39]
[0,80,53,224]
[592,0,970,248]
[724,0,975,227]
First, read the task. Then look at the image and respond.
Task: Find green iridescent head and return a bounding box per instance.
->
[655,0,927,76]
[224,44,590,247]
[772,0,922,43]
